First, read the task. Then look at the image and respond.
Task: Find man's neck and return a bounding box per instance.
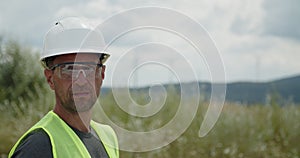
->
[53,105,92,133]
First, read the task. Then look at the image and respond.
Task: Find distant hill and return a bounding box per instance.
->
[101,75,300,105]
[197,75,300,104]
[224,75,300,104]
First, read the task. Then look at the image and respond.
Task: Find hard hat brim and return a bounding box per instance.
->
[40,51,110,69]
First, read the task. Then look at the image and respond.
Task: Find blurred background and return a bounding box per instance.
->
[1,0,299,157]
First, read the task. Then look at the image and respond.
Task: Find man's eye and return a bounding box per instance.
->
[67,65,85,70]
[64,65,75,70]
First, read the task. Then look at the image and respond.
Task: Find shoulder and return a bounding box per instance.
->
[11,129,53,158]
[91,121,115,133]
[91,121,118,146]
[91,121,119,157]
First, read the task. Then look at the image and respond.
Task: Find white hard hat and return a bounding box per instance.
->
[40,17,110,68]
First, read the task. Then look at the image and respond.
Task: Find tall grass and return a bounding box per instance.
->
[1,91,299,158]
[0,89,54,157]
[116,101,300,158]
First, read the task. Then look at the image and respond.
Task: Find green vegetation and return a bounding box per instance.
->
[0,37,48,107]
[0,36,53,157]
[0,38,299,157]
[1,94,299,157]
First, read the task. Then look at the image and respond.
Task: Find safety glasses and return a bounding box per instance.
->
[50,62,103,80]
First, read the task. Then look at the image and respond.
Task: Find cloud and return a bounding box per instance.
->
[228,0,264,35]
[0,0,85,47]
[54,0,122,20]
[262,0,300,40]
[0,0,299,85]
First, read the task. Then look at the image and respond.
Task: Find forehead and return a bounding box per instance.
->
[53,53,100,64]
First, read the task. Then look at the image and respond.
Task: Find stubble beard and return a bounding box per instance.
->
[59,86,99,113]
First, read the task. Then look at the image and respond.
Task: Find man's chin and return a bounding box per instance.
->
[72,99,96,112]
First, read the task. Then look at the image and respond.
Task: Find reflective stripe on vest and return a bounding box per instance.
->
[9,111,119,158]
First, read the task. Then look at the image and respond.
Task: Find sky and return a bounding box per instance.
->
[0,0,300,87]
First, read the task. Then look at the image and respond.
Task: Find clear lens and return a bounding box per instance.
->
[57,63,102,80]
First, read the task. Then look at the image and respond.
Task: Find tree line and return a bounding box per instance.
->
[0,36,49,107]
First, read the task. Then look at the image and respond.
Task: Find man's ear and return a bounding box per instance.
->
[44,69,55,90]
[101,65,106,80]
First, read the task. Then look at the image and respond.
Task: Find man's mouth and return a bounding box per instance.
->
[72,91,90,97]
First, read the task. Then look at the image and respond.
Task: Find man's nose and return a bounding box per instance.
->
[73,70,88,85]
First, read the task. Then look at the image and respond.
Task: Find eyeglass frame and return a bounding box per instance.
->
[49,62,104,80]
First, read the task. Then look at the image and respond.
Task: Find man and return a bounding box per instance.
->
[9,17,119,158]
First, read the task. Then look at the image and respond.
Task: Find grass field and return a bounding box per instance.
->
[0,91,299,158]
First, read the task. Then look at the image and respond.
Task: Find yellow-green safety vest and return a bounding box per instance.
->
[9,111,119,158]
